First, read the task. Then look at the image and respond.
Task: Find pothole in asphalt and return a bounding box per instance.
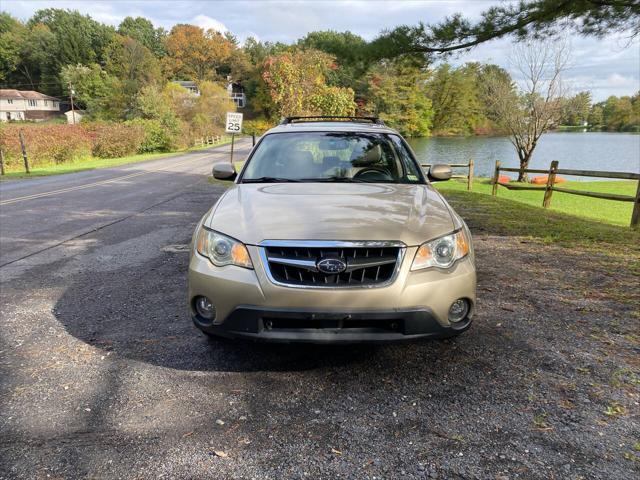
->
[162,244,190,253]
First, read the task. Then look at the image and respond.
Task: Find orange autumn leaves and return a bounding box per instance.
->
[163,25,234,81]
[262,49,356,118]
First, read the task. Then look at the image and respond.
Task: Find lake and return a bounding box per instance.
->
[408,132,640,180]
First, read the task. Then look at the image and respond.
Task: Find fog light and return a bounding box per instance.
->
[448,299,469,323]
[195,296,215,320]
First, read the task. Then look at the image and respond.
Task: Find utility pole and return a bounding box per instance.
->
[68,82,76,125]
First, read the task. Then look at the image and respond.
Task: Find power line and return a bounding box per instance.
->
[0,82,64,88]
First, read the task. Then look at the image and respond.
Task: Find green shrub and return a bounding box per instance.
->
[127,118,173,153]
[91,123,145,158]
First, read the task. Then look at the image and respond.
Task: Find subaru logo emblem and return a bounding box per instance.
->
[316,257,347,274]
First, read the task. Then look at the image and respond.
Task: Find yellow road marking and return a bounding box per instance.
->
[0,150,226,206]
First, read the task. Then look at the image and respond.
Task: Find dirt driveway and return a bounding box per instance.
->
[1,178,638,479]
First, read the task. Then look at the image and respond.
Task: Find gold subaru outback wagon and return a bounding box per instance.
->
[189,117,476,343]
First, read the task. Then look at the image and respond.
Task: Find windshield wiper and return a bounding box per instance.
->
[242,176,301,183]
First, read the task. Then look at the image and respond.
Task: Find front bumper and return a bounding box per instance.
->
[188,244,476,343]
[193,306,470,343]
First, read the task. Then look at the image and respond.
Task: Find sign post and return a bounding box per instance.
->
[225,112,243,165]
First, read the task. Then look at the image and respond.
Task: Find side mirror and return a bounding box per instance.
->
[213,163,236,180]
[429,164,452,181]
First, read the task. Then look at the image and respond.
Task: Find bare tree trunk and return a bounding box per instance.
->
[518,152,532,182]
[484,38,569,183]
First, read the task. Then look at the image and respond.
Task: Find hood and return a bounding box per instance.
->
[205,183,455,247]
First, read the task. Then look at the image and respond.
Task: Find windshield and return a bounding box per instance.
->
[240,132,424,184]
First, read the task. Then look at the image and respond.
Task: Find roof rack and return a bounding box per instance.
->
[280,116,385,125]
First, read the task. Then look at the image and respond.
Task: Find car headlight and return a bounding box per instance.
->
[196,227,253,269]
[411,229,470,271]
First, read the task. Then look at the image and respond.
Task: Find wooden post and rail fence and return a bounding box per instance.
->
[0,132,227,176]
[492,160,640,229]
[194,134,224,148]
[422,159,474,191]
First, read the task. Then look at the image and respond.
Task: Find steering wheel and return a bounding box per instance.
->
[353,167,394,182]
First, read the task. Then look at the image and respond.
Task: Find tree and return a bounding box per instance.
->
[602,95,635,130]
[27,9,116,95]
[163,24,233,81]
[426,63,486,135]
[484,39,569,181]
[136,84,173,120]
[104,35,162,118]
[241,38,291,118]
[299,31,370,88]
[105,34,162,113]
[0,13,24,82]
[60,64,123,119]
[135,81,234,139]
[369,0,639,60]
[364,57,434,137]
[18,24,57,92]
[191,81,236,136]
[588,104,604,127]
[561,91,592,125]
[475,63,513,134]
[0,15,57,92]
[118,16,166,57]
[589,93,640,131]
[243,37,290,65]
[262,48,356,118]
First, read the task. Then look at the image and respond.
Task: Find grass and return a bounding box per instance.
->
[436,181,640,269]
[437,182,640,246]
[436,178,637,228]
[604,403,627,417]
[0,136,232,180]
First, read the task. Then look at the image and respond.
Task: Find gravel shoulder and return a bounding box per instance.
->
[1,178,638,479]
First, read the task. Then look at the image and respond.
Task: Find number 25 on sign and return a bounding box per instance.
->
[225,112,243,164]
[225,112,243,133]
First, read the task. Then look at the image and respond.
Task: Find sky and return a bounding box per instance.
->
[3,0,639,101]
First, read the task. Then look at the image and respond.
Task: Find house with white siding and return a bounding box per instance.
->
[0,89,61,122]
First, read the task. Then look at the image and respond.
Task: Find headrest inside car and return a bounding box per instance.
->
[351,145,382,166]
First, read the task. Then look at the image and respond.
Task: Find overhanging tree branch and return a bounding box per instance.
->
[369,0,639,60]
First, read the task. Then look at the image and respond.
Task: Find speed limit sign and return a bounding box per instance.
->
[225,112,243,133]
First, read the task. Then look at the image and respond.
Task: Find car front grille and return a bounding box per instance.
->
[260,241,404,288]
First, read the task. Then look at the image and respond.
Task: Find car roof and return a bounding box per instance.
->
[265,121,400,135]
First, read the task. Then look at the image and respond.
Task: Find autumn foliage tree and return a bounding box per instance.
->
[364,57,433,137]
[163,24,233,81]
[262,48,356,118]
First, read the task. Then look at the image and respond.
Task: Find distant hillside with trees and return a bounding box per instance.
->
[0,8,638,137]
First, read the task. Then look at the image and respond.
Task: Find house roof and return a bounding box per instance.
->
[0,89,23,99]
[0,89,60,101]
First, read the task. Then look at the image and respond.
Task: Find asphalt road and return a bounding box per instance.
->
[0,140,251,267]
[0,139,638,479]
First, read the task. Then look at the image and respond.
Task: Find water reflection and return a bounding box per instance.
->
[408,132,640,180]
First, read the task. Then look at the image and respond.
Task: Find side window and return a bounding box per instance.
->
[389,135,423,183]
